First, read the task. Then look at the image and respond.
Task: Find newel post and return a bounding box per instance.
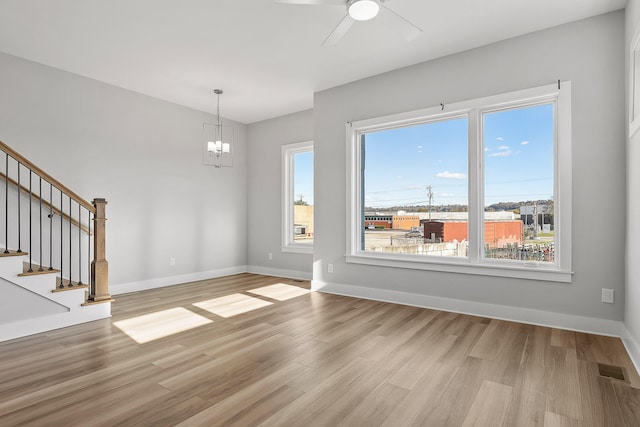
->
[90,198,111,302]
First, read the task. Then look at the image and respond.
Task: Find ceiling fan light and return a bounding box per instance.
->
[347,0,380,21]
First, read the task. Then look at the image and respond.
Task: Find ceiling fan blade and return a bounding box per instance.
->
[379,4,422,41]
[274,0,346,5]
[322,14,355,46]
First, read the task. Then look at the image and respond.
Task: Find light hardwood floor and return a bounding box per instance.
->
[0,273,639,426]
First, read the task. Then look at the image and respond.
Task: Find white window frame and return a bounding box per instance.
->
[282,140,314,254]
[346,83,572,282]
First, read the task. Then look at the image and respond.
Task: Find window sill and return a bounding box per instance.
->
[282,244,313,254]
[345,253,572,283]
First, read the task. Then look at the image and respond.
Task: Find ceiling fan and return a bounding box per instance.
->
[275,0,422,46]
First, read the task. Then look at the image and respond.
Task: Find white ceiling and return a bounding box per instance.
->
[0,0,627,124]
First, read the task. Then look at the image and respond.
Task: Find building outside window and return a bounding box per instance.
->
[282,141,314,253]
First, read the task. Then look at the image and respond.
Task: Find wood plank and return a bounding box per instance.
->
[576,359,607,427]
[381,362,459,426]
[551,328,577,349]
[420,356,492,426]
[502,325,548,426]
[461,380,513,427]
[612,381,640,427]
[544,411,583,427]
[546,347,584,420]
[337,382,408,427]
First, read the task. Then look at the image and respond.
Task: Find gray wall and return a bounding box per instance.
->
[247,109,314,279]
[626,1,640,363]
[313,12,626,321]
[0,51,248,292]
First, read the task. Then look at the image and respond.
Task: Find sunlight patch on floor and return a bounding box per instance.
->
[193,293,273,318]
[113,307,213,344]
[247,283,310,301]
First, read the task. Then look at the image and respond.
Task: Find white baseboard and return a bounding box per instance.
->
[312,280,623,337]
[621,323,640,377]
[111,265,248,295]
[246,265,312,281]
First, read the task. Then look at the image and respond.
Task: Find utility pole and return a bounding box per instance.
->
[533,201,538,239]
[427,185,434,222]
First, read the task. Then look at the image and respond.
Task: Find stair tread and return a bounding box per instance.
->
[82,298,115,306]
[19,261,60,276]
[52,284,89,293]
[0,250,28,257]
[54,277,88,291]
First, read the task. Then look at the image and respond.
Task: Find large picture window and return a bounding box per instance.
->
[282,141,314,253]
[346,83,572,281]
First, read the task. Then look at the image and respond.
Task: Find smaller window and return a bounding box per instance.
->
[282,141,314,253]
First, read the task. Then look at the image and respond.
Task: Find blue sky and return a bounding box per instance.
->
[363,103,554,208]
[292,103,553,209]
[294,150,314,205]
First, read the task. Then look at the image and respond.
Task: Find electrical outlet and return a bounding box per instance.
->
[328,263,334,273]
[170,257,176,266]
[601,288,614,304]
[268,252,273,261]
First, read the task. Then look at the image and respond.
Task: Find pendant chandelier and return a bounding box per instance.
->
[203,89,233,168]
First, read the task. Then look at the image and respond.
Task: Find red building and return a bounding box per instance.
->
[423,220,523,247]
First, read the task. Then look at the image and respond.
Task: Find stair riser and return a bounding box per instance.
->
[12,276,86,308]
[0,302,111,343]
[2,257,87,309]
[0,256,25,277]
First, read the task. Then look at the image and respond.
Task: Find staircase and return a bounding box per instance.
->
[0,140,111,342]
[0,252,110,341]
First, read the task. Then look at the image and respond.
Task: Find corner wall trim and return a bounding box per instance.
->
[246,265,312,281]
[311,280,623,337]
[621,323,640,377]
[111,265,248,295]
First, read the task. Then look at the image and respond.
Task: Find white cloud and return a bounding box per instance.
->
[489,150,513,157]
[521,140,529,145]
[395,176,403,180]
[496,137,504,141]
[498,145,510,150]
[484,147,490,152]
[417,145,423,149]
[436,171,467,179]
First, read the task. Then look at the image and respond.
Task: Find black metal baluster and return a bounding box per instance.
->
[17,162,21,253]
[59,190,63,288]
[78,204,82,285]
[38,177,43,271]
[48,184,53,270]
[68,196,72,286]
[28,170,33,272]
[4,153,9,254]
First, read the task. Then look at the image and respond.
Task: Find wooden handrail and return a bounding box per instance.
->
[0,140,95,213]
[0,171,91,235]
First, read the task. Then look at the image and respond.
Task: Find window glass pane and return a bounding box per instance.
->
[293,151,314,243]
[483,103,554,262]
[362,117,468,257]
